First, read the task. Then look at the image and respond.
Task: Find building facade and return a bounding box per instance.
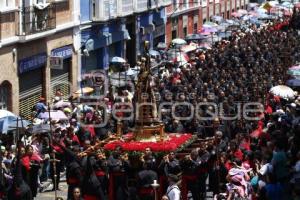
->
[166,0,249,44]
[79,0,171,71]
[0,0,80,118]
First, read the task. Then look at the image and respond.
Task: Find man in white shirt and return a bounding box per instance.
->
[166,174,181,200]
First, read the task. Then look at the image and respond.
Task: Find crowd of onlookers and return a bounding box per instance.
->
[1,9,300,200]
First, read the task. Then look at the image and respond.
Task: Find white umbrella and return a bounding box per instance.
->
[0,110,15,119]
[269,85,295,99]
[110,56,126,63]
[171,38,187,45]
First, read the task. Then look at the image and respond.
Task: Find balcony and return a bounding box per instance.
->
[133,0,148,13]
[117,0,134,17]
[162,0,173,7]
[91,0,117,22]
[17,4,56,36]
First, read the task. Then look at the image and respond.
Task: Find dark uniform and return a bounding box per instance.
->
[137,165,158,200]
[81,155,105,200]
[180,157,201,200]
[107,153,130,200]
[8,156,32,200]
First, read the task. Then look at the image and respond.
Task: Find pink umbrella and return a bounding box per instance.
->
[38,110,68,120]
[231,12,242,18]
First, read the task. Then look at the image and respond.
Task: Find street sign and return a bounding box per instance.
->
[50,56,63,70]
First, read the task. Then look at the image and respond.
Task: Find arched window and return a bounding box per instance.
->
[0,81,12,111]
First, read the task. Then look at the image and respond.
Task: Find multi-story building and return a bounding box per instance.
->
[0,0,80,118]
[165,0,249,44]
[79,0,172,71]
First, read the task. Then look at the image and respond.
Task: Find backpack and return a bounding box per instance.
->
[166,185,182,200]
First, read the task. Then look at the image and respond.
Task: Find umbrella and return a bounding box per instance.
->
[281,2,293,8]
[74,87,94,94]
[37,110,68,120]
[181,44,197,53]
[149,50,161,59]
[231,12,242,18]
[185,34,208,41]
[0,116,30,134]
[110,56,126,63]
[237,9,248,15]
[174,54,189,65]
[157,42,167,49]
[248,3,259,8]
[286,79,300,87]
[28,124,51,134]
[53,101,71,109]
[199,27,218,34]
[0,110,15,119]
[287,65,300,78]
[171,38,187,45]
[295,2,300,9]
[211,15,223,22]
[203,22,218,28]
[269,85,295,99]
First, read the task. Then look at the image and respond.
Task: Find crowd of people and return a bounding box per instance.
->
[1,9,300,200]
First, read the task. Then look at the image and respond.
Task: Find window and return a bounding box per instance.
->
[183,0,188,9]
[0,81,12,111]
[0,0,16,10]
[183,27,187,37]
[172,30,177,39]
[194,23,197,33]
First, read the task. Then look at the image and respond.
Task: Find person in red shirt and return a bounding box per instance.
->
[66,126,80,145]
[229,141,244,161]
[21,145,41,198]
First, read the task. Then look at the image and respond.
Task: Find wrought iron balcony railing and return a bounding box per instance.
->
[17,4,56,36]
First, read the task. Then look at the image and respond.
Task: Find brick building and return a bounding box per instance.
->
[0,0,80,118]
[165,0,249,45]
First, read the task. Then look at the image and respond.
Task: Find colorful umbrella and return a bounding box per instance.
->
[231,12,242,18]
[269,85,295,99]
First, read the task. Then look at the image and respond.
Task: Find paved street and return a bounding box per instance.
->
[36,175,68,200]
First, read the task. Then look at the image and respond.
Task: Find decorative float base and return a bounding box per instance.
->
[104,133,195,152]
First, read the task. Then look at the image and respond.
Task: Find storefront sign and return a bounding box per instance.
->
[51,45,73,59]
[153,25,165,38]
[19,52,47,74]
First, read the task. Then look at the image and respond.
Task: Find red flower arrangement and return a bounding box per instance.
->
[104,133,194,152]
